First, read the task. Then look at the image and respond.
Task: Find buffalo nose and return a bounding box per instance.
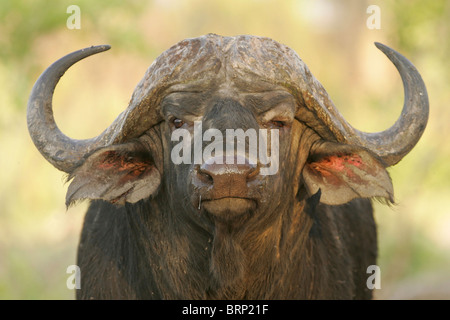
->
[198,155,259,186]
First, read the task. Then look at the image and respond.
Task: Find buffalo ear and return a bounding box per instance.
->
[302,141,393,205]
[66,142,161,206]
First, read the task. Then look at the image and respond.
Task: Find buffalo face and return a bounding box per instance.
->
[162,84,299,228]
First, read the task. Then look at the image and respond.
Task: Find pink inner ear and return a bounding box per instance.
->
[308,154,364,182]
[97,151,119,169]
[311,154,362,171]
[96,150,151,178]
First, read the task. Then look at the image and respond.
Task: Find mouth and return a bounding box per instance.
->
[201,197,257,221]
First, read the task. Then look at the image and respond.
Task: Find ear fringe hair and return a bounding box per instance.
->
[373,196,396,208]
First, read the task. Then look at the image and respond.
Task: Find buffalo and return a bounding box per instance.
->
[27,34,428,299]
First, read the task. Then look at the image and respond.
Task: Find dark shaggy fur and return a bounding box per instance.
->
[76,196,376,299]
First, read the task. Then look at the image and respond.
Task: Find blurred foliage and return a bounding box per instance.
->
[0,0,449,299]
[0,0,150,111]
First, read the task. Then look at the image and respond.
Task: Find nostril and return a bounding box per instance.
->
[197,165,214,184]
[199,157,260,184]
[246,163,260,180]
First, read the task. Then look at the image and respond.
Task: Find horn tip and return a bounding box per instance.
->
[374,42,389,52]
[90,44,111,53]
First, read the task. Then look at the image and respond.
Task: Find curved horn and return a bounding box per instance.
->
[27,45,126,173]
[341,42,429,166]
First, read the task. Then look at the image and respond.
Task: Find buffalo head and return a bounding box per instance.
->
[27,34,428,298]
[28,34,428,208]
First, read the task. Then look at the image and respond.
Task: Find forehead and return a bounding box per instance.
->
[161,80,297,115]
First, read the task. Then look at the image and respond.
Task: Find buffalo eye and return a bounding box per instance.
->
[172,118,185,129]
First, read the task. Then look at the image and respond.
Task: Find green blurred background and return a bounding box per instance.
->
[0,0,449,299]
